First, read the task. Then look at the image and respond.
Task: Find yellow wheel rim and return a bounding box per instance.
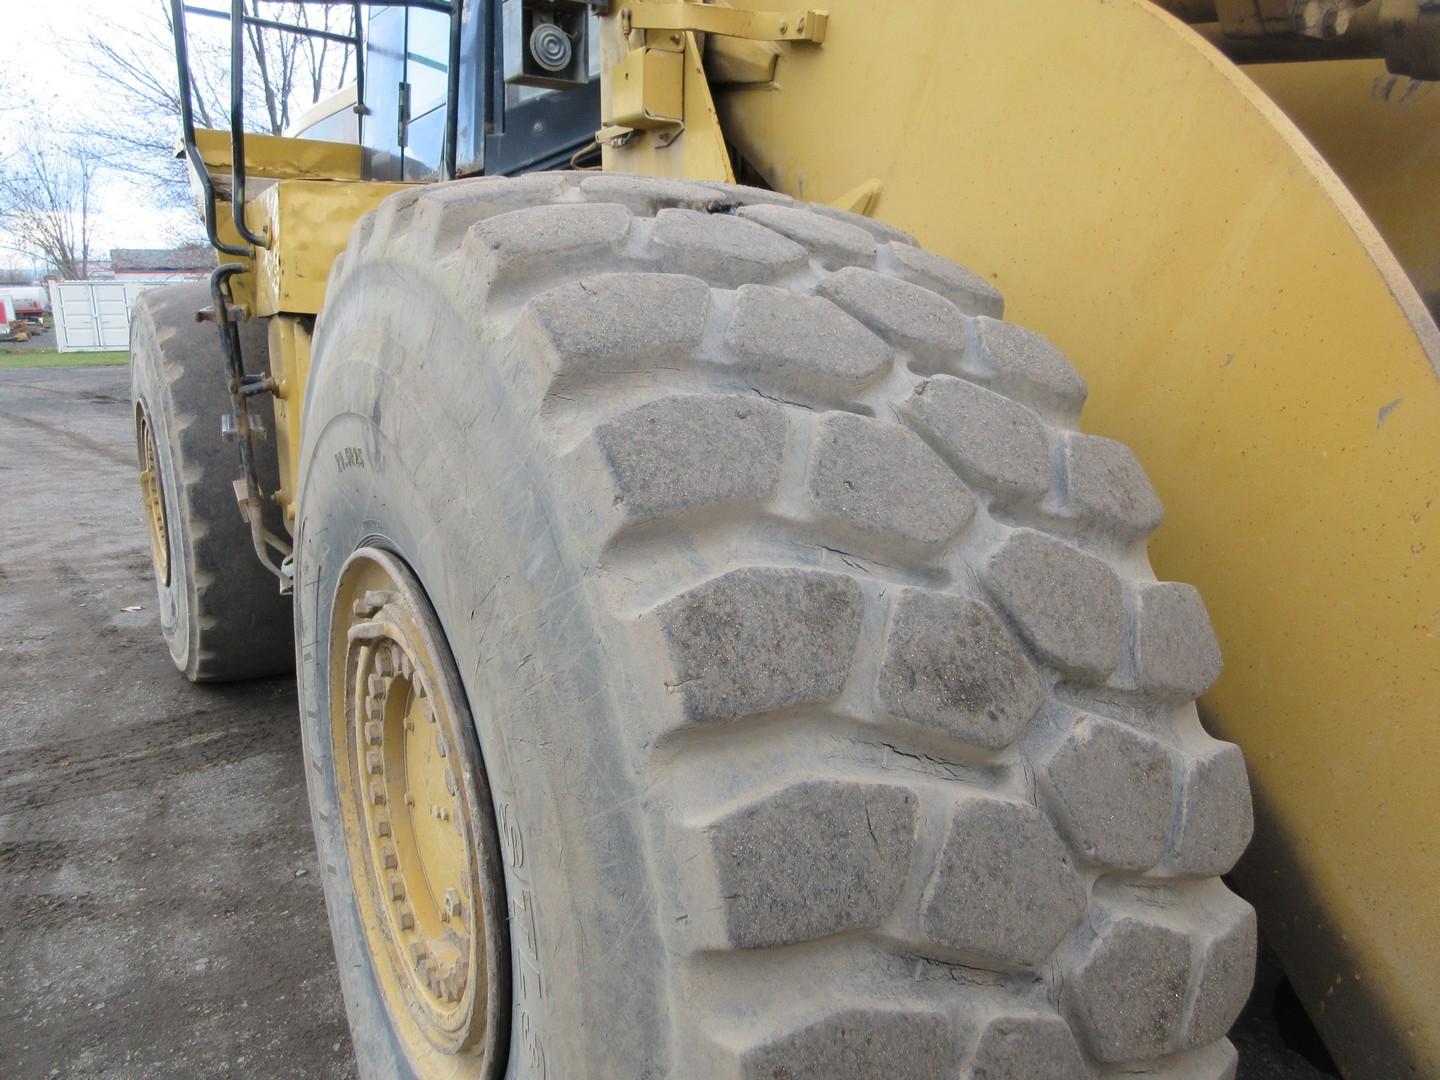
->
[136,407,170,586]
[329,547,507,1070]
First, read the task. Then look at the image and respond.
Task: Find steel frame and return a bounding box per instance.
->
[168,0,462,586]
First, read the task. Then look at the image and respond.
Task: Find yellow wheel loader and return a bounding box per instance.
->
[131,1,1438,1075]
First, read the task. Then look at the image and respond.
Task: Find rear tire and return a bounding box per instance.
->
[129,283,294,682]
[298,174,1255,1078]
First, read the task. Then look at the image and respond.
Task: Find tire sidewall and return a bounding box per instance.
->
[295,273,670,1080]
[130,319,197,677]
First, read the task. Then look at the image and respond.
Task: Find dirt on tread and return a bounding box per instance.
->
[311,172,1256,1078]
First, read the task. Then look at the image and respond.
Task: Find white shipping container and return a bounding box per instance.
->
[48,279,181,352]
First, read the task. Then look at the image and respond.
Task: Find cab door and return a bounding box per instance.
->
[360,4,452,180]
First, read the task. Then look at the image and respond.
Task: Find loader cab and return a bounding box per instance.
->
[356,0,602,181]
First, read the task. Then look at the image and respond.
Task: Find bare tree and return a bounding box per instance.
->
[75,1,355,209]
[297,4,355,107]
[241,2,355,135]
[76,8,216,208]
[0,141,104,279]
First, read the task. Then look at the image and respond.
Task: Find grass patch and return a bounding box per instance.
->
[0,349,128,370]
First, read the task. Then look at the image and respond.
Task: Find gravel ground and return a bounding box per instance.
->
[0,366,355,1079]
[0,365,1336,1079]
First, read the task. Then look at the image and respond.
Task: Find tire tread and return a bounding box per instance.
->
[324,174,1254,1076]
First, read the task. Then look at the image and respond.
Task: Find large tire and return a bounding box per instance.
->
[129,283,294,681]
[296,174,1256,1078]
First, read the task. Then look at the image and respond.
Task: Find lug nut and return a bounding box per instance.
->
[443,888,464,922]
[364,721,383,746]
[374,646,398,677]
[366,749,383,775]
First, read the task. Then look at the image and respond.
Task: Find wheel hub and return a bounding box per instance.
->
[136,408,170,585]
[330,547,507,1065]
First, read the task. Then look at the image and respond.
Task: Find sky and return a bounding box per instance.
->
[0,0,229,263]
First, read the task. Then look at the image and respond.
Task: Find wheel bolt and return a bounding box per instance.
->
[375,647,398,677]
[443,888,464,922]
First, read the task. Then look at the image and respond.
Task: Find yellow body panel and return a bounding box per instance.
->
[214,170,410,531]
[611,46,686,129]
[194,127,365,182]
[601,27,734,182]
[267,316,312,531]
[209,5,1440,1070]
[1242,59,1440,313]
[193,127,403,321]
[674,1,1439,1073]
[624,2,827,43]
[241,179,406,529]
[242,179,413,318]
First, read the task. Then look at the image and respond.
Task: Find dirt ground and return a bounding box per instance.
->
[0,365,1333,1079]
[0,366,355,1079]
